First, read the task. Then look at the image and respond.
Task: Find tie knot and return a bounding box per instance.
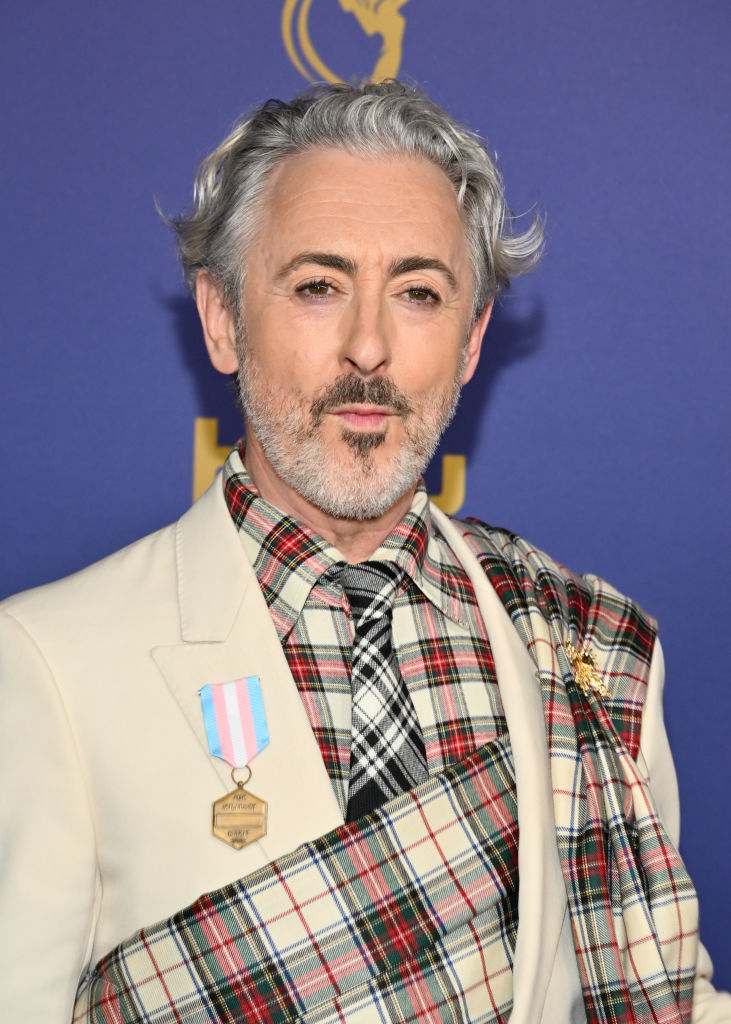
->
[334,561,403,625]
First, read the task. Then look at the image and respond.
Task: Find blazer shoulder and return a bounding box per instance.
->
[0,518,179,639]
[0,477,245,654]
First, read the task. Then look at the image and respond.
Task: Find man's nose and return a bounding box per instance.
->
[339,294,391,377]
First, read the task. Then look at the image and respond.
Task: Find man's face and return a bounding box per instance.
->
[206,148,488,522]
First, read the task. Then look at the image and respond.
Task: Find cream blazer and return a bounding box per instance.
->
[0,479,727,1023]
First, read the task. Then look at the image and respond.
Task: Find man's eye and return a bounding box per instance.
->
[296,279,332,297]
[405,286,438,304]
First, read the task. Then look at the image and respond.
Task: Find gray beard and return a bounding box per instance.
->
[238,353,464,522]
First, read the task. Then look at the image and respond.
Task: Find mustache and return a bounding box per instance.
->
[310,374,412,424]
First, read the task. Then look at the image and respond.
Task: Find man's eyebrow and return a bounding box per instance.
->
[389,255,458,291]
[275,251,357,280]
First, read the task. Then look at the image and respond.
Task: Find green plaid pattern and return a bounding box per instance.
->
[223,447,506,815]
[74,738,520,1023]
[461,520,699,1023]
[72,503,699,1024]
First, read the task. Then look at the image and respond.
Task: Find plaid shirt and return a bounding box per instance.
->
[223,446,505,816]
[74,510,698,1024]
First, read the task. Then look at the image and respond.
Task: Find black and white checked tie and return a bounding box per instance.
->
[335,561,428,820]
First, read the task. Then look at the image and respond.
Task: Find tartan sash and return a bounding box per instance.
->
[74,517,701,1024]
[73,736,520,1024]
[464,522,700,1024]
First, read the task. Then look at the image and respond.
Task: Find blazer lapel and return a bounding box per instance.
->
[431,507,568,1023]
[152,479,344,865]
[149,482,570,1011]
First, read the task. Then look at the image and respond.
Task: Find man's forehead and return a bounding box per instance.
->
[264,146,458,212]
[254,147,469,269]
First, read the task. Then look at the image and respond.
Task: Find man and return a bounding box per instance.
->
[0,82,728,1023]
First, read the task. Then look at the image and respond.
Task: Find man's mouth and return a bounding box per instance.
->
[310,374,412,428]
[332,405,393,431]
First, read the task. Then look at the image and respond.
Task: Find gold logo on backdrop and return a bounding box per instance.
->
[282,0,410,84]
[192,417,466,516]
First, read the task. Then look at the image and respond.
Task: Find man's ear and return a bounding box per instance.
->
[195,270,239,374]
[461,300,493,385]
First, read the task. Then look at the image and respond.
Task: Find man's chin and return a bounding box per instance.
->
[290,439,423,522]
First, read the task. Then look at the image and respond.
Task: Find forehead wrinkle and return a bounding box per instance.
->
[256,151,474,301]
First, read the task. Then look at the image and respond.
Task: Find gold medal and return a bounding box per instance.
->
[212,766,268,850]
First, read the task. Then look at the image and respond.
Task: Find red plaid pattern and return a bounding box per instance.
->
[223,446,505,815]
[73,514,699,1023]
[74,738,520,1023]
[460,520,699,1023]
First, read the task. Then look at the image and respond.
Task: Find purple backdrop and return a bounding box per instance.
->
[1,0,729,988]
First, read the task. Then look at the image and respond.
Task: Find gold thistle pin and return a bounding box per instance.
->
[563,640,611,700]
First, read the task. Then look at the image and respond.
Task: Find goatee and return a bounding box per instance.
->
[237,349,463,521]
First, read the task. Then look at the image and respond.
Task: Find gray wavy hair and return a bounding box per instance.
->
[172,81,543,324]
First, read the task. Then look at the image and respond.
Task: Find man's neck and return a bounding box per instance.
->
[242,440,417,563]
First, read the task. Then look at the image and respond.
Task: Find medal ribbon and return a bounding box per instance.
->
[200,676,269,768]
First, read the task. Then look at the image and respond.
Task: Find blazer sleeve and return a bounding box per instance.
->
[639,640,731,1023]
[0,608,99,1024]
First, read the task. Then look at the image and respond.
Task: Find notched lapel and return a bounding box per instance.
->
[153,479,344,864]
[431,508,568,1024]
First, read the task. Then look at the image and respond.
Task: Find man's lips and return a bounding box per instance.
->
[330,405,395,430]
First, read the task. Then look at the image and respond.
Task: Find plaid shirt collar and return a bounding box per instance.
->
[222,444,467,642]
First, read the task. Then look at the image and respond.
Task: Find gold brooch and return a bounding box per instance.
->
[563,640,611,700]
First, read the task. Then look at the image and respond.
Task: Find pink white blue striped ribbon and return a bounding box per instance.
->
[200,676,269,768]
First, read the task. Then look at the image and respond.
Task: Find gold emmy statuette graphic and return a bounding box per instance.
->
[192,417,466,515]
[282,0,410,84]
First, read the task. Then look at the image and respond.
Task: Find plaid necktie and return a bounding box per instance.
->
[336,561,428,820]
